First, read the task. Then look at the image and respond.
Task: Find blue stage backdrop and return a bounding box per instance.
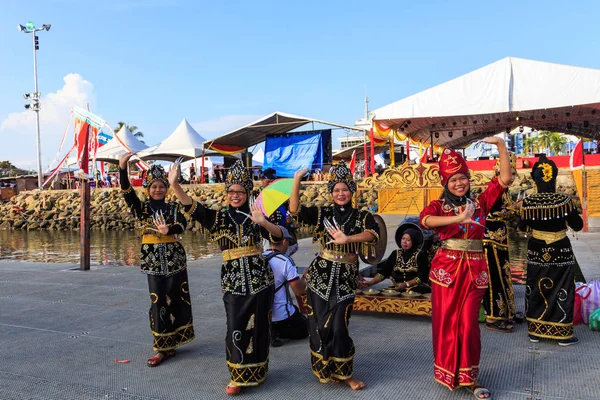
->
[263,130,332,178]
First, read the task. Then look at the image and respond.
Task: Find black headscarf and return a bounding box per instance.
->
[398,227,421,262]
[442,186,472,207]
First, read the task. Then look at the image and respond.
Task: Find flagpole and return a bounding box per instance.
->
[581,138,588,232]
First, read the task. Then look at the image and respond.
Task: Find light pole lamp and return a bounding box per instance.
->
[18,21,51,190]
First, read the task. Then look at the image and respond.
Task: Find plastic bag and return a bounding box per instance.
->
[589,307,600,331]
[582,279,600,324]
[575,283,591,325]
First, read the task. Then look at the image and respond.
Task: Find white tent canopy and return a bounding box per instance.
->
[373,57,600,148]
[95,125,149,163]
[138,119,210,161]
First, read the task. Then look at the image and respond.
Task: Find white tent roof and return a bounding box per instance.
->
[95,126,149,163]
[139,119,209,161]
[373,57,600,148]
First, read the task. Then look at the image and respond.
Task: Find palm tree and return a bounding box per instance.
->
[549,132,567,155]
[536,131,554,154]
[522,136,538,157]
[114,121,145,144]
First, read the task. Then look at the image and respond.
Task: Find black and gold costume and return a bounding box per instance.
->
[519,157,583,340]
[295,161,379,383]
[483,154,519,325]
[483,194,516,323]
[183,160,276,388]
[120,166,194,352]
[375,226,430,294]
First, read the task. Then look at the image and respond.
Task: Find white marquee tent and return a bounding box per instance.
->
[138,119,211,161]
[373,57,600,148]
[95,125,149,163]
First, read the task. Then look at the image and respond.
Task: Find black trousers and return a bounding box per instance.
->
[272,307,308,340]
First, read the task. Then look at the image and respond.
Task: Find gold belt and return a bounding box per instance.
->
[319,249,358,264]
[441,239,483,252]
[531,229,567,244]
[222,246,262,262]
[141,235,178,244]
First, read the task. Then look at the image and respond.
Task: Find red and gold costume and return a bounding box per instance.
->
[420,149,506,390]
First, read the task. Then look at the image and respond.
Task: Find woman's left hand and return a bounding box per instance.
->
[249,203,266,225]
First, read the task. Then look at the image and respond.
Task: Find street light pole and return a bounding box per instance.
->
[19,21,51,190]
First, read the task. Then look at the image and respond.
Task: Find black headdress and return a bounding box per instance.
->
[226,159,253,192]
[328,160,356,193]
[531,155,558,193]
[142,164,169,189]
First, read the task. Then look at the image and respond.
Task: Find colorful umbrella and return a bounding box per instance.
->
[257,178,293,217]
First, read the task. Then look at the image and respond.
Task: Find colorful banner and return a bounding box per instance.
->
[206,143,246,155]
[73,106,106,174]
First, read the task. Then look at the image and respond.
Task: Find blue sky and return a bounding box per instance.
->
[1,0,600,169]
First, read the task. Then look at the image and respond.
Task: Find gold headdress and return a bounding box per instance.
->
[226,159,253,192]
[328,160,356,193]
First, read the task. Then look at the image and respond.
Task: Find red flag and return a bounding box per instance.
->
[570,139,584,170]
[349,150,356,174]
[74,120,90,173]
[369,128,376,174]
[420,150,428,164]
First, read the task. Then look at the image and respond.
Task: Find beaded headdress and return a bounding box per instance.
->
[226,159,253,192]
[328,160,356,193]
[493,151,517,177]
[439,148,470,186]
[142,164,169,189]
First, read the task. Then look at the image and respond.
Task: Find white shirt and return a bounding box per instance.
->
[264,250,299,322]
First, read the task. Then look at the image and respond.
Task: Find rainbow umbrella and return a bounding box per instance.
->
[257,178,293,217]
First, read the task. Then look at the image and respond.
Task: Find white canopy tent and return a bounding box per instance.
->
[372,57,600,148]
[95,126,149,163]
[138,119,212,161]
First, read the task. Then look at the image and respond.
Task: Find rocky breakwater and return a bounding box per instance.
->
[0,182,378,231]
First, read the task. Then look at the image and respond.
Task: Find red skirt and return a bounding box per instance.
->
[432,261,486,390]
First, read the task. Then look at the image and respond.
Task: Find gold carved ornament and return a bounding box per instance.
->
[353,296,432,316]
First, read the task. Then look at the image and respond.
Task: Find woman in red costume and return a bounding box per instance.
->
[420,137,513,400]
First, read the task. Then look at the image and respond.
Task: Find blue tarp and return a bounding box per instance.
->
[263,130,330,177]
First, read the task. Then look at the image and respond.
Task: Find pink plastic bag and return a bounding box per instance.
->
[581,279,600,325]
[574,284,591,325]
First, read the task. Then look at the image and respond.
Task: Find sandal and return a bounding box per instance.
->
[147,350,176,367]
[225,384,241,395]
[467,384,492,399]
[485,320,513,333]
[512,312,525,324]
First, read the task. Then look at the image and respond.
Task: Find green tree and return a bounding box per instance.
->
[114,121,145,144]
[522,136,539,157]
[549,132,567,155]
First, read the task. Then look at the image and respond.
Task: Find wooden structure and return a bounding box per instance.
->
[354,294,432,316]
[357,163,491,215]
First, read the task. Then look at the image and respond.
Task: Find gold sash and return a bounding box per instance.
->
[531,229,567,244]
[141,235,179,244]
[319,249,358,264]
[222,246,262,262]
[441,238,483,252]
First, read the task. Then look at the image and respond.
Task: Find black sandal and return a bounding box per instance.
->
[485,320,513,333]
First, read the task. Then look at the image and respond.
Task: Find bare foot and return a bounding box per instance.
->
[345,377,365,390]
[225,384,241,395]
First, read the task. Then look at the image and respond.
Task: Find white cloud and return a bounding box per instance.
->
[0,73,96,170]
[191,114,263,139]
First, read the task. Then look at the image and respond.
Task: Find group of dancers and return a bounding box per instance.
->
[118,133,583,399]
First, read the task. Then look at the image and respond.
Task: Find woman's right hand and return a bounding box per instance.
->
[119,152,134,169]
[168,162,180,187]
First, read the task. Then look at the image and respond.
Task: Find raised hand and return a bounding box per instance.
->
[168,158,182,187]
[119,151,134,169]
[248,203,266,225]
[482,136,505,147]
[294,168,310,180]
